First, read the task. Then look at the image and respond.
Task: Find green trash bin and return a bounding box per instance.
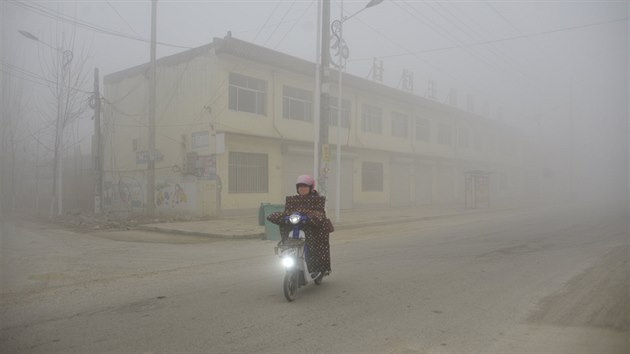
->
[258,203,270,226]
[262,204,285,240]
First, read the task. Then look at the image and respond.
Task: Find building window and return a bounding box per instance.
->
[448,88,458,106]
[228,152,268,193]
[362,161,383,191]
[361,104,382,133]
[415,118,430,142]
[474,132,484,152]
[191,131,209,149]
[438,123,453,146]
[458,128,469,149]
[467,94,475,112]
[391,112,409,138]
[283,85,312,122]
[487,134,496,153]
[228,72,267,115]
[329,97,350,128]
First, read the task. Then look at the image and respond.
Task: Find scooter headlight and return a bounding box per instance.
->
[282,256,296,268]
[288,214,301,225]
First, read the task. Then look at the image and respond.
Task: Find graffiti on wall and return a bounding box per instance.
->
[156,181,189,207]
[104,177,144,211]
[104,175,198,215]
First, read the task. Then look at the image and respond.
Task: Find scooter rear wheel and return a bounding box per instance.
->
[283,271,298,301]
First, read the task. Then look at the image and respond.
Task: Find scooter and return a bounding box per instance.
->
[274,212,324,302]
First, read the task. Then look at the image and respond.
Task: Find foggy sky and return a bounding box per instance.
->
[1,0,628,205]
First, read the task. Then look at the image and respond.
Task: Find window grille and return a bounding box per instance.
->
[391,112,409,138]
[191,131,209,149]
[361,104,382,133]
[228,152,268,193]
[362,161,383,191]
[282,85,313,122]
[228,73,267,115]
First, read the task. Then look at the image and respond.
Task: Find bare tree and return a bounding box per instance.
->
[31,32,92,217]
[0,76,26,214]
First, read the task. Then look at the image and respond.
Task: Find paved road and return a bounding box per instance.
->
[1,205,628,353]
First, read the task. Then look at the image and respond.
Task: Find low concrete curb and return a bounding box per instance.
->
[133,206,529,239]
[135,225,265,239]
[333,211,471,231]
[134,210,482,239]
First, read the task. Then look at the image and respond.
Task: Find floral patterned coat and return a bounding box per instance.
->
[267,194,333,273]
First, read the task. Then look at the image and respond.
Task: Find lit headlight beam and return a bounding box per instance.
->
[289,214,301,224]
[282,256,295,268]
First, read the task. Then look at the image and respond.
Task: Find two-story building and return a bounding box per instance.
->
[102,34,529,217]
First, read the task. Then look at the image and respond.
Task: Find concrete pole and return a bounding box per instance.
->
[318,0,331,197]
[335,0,344,222]
[313,0,322,180]
[147,0,157,216]
[94,68,102,213]
[54,56,64,217]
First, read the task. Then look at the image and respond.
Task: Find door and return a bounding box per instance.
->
[391,163,412,206]
[415,162,433,204]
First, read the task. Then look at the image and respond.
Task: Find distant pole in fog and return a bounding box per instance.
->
[147,0,157,216]
[93,68,103,214]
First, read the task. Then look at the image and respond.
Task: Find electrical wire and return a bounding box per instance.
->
[350,15,629,61]
[105,0,141,36]
[263,0,298,47]
[1,60,93,94]
[9,0,194,49]
[273,0,316,49]
[253,1,283,43]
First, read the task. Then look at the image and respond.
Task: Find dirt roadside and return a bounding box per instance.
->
[487,245,629,353]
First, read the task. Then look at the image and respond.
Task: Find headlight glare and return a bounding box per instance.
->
[282,256,295,268]
[289,214,301,224]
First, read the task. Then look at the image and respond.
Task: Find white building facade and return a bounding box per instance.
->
[103,35,531,217]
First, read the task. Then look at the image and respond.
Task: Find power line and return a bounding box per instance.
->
[1,60,93,94]
[351,15,629,61]
[263,0,299,46]
[273,0,316,49]
[395,0,527,91]
[105,0,141,36]
[423,0,537,96]
[253,1,283,43]
[9,0,194,49]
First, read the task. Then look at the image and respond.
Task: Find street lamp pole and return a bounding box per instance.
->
[329,0,383,221]
[332,2,345,222]
[19,30,73,217]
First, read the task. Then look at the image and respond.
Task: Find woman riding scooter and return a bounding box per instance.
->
[267,174,333,276]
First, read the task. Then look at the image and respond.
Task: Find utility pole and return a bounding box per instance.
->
[318,0,331,197]
[334,0,344,222]
[147,0,157,216]
[18,30,73,217]
[313,0,322,181]
[93,68,102,213]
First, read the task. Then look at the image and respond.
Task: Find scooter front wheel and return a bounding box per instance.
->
[313,272,324,285]
[283,271,298,302]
